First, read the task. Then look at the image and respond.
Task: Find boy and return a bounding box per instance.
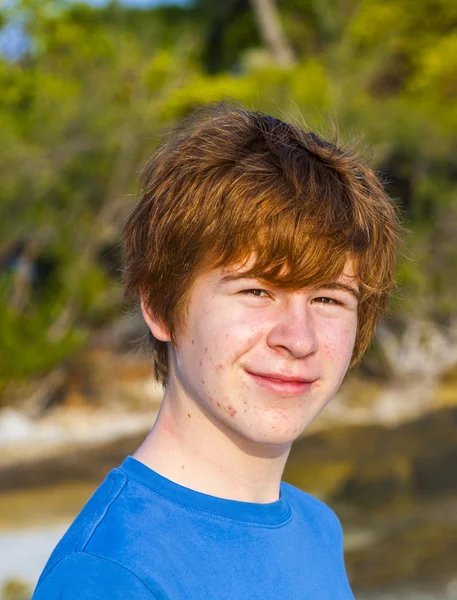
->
[32,104,401,599]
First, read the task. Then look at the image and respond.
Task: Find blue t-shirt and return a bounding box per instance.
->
[32,456,354,599]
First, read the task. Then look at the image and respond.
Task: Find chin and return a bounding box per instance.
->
[238,423,306,447]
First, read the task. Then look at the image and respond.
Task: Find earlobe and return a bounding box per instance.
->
[140,298,171,342]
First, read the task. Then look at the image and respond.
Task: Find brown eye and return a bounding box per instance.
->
[241,289,270,298]
[314,297,339,305]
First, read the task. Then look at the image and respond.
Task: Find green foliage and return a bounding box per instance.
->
[1,578,31,600]
[0,273,85,383]
[0,0,456,400]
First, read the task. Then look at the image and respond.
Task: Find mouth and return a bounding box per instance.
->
[244,370,317,397]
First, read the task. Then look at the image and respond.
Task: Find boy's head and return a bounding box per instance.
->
[123,104,402,386]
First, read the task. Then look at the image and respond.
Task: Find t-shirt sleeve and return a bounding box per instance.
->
[31,552,157,600]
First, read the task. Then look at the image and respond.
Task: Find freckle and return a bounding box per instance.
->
[191,339,195,344]
[181,465,185,469]
[187,412,192,418]
[201,379,205,384]
[204,347,208,354]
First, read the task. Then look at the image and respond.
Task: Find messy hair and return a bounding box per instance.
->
[123,103,403,385]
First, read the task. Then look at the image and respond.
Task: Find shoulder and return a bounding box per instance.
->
[35,464,171,599]
[31,552,157,599]
[281,481,343,543]
[38,468,129,574]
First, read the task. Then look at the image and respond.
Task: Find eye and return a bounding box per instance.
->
[313,296,340,305]
[240,289,270,298]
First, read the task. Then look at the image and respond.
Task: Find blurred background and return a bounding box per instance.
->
[1,0,457,598]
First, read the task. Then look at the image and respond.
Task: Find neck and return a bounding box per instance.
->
[134,383,291,504]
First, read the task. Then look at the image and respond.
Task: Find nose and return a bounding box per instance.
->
[266,300,318,359]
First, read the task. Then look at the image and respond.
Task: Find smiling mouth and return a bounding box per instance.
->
[245,370,317,396]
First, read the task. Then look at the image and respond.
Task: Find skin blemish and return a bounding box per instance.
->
[243,400,248,405]
[204,347,208,354]
[215,364,223,373]
[201,379,205,384]
[187,412,192,418]
[191,339,195,345]
[181,465,185,469]
[218,402,237,417]
[244,409,247,413]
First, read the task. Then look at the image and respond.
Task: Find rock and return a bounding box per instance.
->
[346,518,457,590]
[285,406,457,510]
[0,430,146,493]
[284,406,457,591]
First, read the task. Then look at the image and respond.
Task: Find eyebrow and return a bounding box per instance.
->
[219,274,255,285]
[219,274,360,301]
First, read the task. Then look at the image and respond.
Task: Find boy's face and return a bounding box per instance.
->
[148,258,359,446]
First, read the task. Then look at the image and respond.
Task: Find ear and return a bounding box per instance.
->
[140,297,171,342]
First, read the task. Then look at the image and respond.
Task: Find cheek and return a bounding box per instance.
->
[322,324,357,363]
[183,321,246,384]
[199,311,263,360]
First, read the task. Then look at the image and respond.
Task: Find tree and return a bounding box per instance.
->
[249,0,295,65]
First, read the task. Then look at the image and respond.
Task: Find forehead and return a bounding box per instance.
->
[202,255,360,292]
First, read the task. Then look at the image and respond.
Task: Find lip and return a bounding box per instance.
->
[245,370,317,397]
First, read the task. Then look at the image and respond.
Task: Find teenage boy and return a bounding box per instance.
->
[32,105,401,599]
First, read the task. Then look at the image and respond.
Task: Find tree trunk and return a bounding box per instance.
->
[250,0,295,66]
[9,236,43,313]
